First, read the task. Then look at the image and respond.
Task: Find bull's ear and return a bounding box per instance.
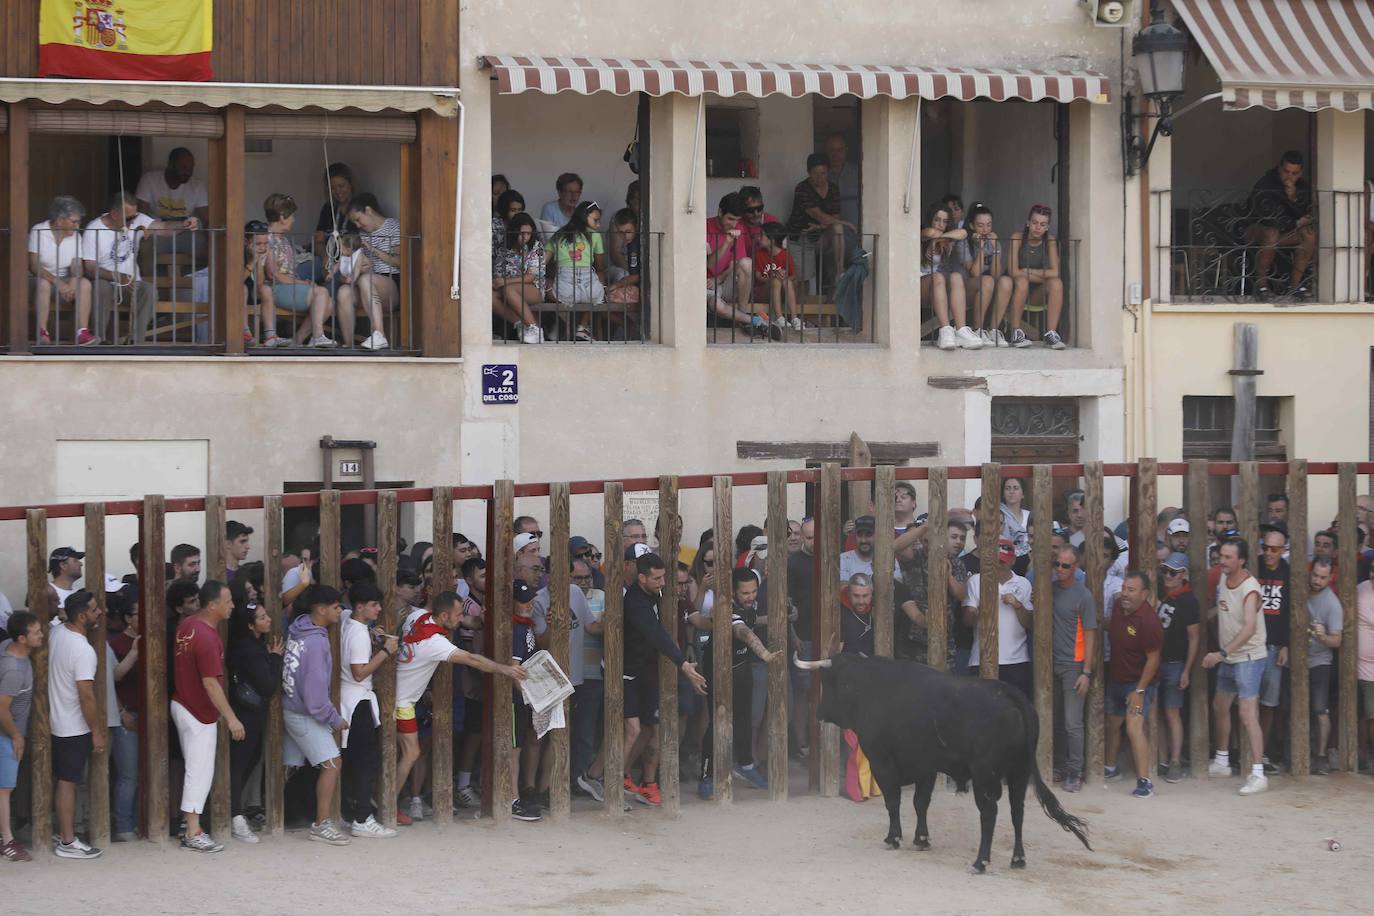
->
[826,633,842,658]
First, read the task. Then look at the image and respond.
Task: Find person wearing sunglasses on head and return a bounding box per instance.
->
[1007,203,1066,349]
[1050,546,1096,794]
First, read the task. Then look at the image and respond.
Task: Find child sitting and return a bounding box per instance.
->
[753,221,802,335]
[244,220,286,347]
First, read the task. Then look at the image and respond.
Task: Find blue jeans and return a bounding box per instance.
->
[1159,660,1187,710]
[111,723,139,834]
[954,646,973,676]
[1216,655,1266,700]
[571,679,603,779]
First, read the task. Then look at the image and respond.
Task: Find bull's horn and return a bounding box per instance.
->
[792,654,832,670]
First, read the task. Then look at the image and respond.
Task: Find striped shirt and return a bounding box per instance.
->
[361,217,400,276]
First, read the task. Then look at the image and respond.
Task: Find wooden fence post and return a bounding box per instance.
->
[1236,461,1259,774]
[374,490,399,825]
[430,486,455,826]
[711,476,734,806]
[600,483,625,815]
[323,490,347,823]
[1030,465,1054,777]
[977,464,1000,680]
[1286,462,1310,778]
[26,510,52,857]
[140,496,168,843]
[1185,461,1211,778]
[926,468,948,671]
[817,463,841,797]
[1083,465,1106,786]
[1337,464,1359,772]
[85,504,111,849]
[546,483,571,821]
[262,496,286,834]
[204,496,231,839]
[657,476,683,815]
[1135,458,1159,778]
[765,471,789,801]
[872,465,895,660]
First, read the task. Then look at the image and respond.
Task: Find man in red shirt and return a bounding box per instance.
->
[706,193,761,333]
[1104,571,1163,798]
[172,579,243,852]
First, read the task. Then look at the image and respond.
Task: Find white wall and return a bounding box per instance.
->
[958,100,1062,236]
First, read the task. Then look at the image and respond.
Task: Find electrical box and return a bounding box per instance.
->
[1081,0,1134,27]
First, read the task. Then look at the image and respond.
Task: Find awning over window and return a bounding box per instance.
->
[0,78,459,116]
[480,55,1111,103]
[1173,0,1374,111]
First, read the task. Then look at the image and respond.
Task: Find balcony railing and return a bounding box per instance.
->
[1152,188,1366,305]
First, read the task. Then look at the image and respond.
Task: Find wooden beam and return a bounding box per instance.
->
[1337,464,1359,772]
[847,432,873,523]
[736,441,939,462]
[817,463,842,797]
[1236,461,1259,776]
[490,481,516,820]
[140,497,169,843]
[925,375,988,390]
[430,486,455,826]
[1286,461,1310,778]
[600,483,625,815]
[711,476,734,806]
[872,464,895,659]
[1185,461,1211,778]
[1229,323,1259,462]
[26,509,51,857]
[1082,465,1106,787]
[4,102,30,353]
[765,471,789,801]
[546,482,572,821]
[416,110,459,356]
[211,106,246,353]
[926,467,948,670]
[656,476,683,814]
[1030,465,1054,777]
[205,496,231,838]
[263,495,286,833]
[373,491,398,825]
[398,142,417,351]
[1134,458,1159,779]
[977,464,1000,680]
[84,503,111,849]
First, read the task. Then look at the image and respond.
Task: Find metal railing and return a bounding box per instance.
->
[919,236,1081,348]
[708,231,878,344]
[492,229,662,345]
[1152,188,1367,304]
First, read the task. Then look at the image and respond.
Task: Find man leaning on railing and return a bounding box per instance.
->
[1244,150,1315,300]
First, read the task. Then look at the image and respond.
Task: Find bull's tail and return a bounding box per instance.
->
[1021,696,1092,851]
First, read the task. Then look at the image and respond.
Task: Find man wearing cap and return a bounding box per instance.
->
[48,547,86,615]
[1050,546,1096,793]
[1156,553,1200,783]
[840,516,878,582]
[963,537,1034,696]
[570,536,605,589]
[1255,522,1290,775]
[1166,518,1191,555]
[1105,572,1163,797]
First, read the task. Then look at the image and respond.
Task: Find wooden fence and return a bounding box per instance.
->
[3,459,1370,856]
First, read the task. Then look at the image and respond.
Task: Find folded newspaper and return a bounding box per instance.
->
[520,650,575,738]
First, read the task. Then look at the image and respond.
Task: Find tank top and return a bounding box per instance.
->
[1018,236,1049,271]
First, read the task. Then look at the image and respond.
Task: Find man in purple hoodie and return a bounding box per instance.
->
[282,584,350,846]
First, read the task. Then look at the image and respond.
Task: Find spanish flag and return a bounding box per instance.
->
[39,0,212,82]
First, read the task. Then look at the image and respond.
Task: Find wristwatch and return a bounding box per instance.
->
[1218,648,1229,661]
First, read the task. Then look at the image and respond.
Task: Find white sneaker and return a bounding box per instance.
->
[350,815,398,838]
[1010,328,1032,348]
[179,831,222,854]
[308,334,338,349]
[978,328,994,346]
[521,324,542,344]
[1238,773,1269,796]
[1208,760,1232,777]
[231,814,258,844]
[936,325,957,350]
[309,819,351,846]
[408,797,424,822]
[788,317,803,332]
[955,326,983,349]
[992,328,1010,348]
[54,836,103,859]
[360,330,389,350]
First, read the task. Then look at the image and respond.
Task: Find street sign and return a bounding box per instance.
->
[481,364,519,404]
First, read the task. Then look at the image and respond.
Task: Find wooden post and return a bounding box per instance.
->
[1229,323,1260,465]
[204,496,231,839]
[140,497,169,843]
[211,105,246,354]
[1185,461,1211,778]
[1337,464,1359,772]
[656,476,683,814]
[374,491,399,825]
[4,102,30,353]
[872,465,896,659]
[1236,461,1259,774]
[1286,461,1310,778]
[977,464,1000,680]
[600,483,625,815]
[711,476,734,805]
[848,432,873,522]
[1083,465,1106,786]
[817,463,842,797]
[85,504,112,849]
[26,510,51,856]
[926,468,949,670]
[1135,458,1159,778]
[262,496,286,834]
[430,487,455,826]
[546,483,571,821]
[765,472,789,801]
[1030,465,1054,776]
[489,482,516,821]
[317,491,343,826]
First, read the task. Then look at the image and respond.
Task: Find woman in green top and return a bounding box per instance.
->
[1007,204,1065,350]
[546,201,606,342]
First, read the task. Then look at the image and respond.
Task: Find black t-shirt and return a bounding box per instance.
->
[1156,588,1200,663]
[1249,168,1311,233]
[1255,559,1290,648]
[316,201,351,238]
[786,550,814,636]
[893,580,924,661]
[840,605,874,657]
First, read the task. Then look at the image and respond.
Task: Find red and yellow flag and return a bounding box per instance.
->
[39,0,212,81]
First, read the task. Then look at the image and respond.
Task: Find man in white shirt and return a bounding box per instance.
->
[135,147,210,256]
[48,590,105,859]
[963,537,1034,696]
[82,191,197,344]
[338,581,399,838]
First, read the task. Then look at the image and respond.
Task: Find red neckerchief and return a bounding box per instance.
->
[513,613,533,627]
[1164,585,1193,600]
[404,613,448,645]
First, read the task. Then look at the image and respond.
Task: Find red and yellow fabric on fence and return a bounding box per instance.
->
[38,0,212,81]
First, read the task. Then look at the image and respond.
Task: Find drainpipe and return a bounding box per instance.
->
[451,97,465,299]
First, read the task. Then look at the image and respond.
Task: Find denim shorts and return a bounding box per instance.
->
[1216,655,1266,700]
[1106,680,1156,718]
[0,734,18,789]
[1258,644,1284,708]
[283,709,340,767]
[1159,659,1187,710]
[1309,665,1333,716]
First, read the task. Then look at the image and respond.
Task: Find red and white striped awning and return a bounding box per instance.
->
[480,56,1111,103]
[1173,0,1374,111]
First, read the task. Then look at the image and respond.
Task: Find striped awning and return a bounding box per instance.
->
[480,56,1111,103]
[1173,0,1374,111]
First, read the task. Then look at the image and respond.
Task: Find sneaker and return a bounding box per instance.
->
[408,797,425,822]
[992,328,1010,348]
[624,776,650,806]
[1257,285,1273,301]
[1,839,32,862]
[262,332,290,348]
[1239,772,1269,796]
[936,325,957,350]
[395,809,414,826]
[1313,757,1331,776]
[1132,778,1154,798]
[733,764,768,791]
[55,835,104,859]
[955,326,983,349]
[1043,329,1066,350]
[1261,757,1280,776]
[361,330,389,350]
[1291,284,1311,300]
[575,325,594,342]
[698,777,714,800]
[455,785,480,809]
[350,815,398,838]
[576,772,605,803]
[1165,760,1183,784]
[309,819,351,846]
[243,328,256,344]
[1063,773,1082,793]
[511,799,542,822]
[788,316,804,332]
[978,328,995,347]
[231,814,259,844]
[76,328,100,346]
[768,321,783,342]
[178,832,220,854]
[38,327,52,345]
[1052,767,1066,784]
[1010,328,1032,348]
[1104,765,1122,781]
[638,781,663,806]
[521,324,542,344]
[308,334,338,348]
[1208,759,1232,777]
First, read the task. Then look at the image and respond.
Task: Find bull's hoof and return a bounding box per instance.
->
[1010,855,1027,870]
[970,860,988,875]
[912,835,931,851]
[884,837,901,850]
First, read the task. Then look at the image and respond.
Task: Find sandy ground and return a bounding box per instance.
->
[6,767,1373,915]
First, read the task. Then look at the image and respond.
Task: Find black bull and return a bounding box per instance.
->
[795,653,1091,873]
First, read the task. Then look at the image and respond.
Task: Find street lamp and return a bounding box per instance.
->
[1122,3,1189,177]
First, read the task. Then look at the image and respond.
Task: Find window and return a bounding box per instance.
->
[705,105,759,179]
[1181,396,1284,460]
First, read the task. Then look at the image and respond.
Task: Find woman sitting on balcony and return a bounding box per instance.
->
[29,195,94,346]
[784,153,856,293]
[343,194,402,351]
[263,192,336,348]
[493,213,546,343]
[962,203,1012,347]
[921,203,980,351]
[1007,204,1065,350]
[492,189,527,250]
[546,201,606,342]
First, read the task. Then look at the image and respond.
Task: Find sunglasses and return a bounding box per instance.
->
[527,531,544,539]
[744,205,764,214]
[1053,561,1075,570]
